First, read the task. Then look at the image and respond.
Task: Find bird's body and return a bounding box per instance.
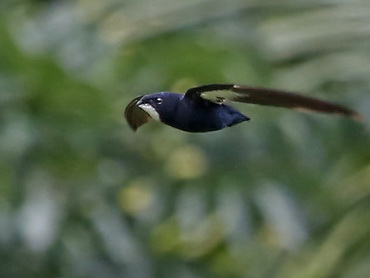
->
[151,92,249,132]
[124,84,360,133]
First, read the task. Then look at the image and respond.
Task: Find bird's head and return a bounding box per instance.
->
[136,93,165,121]
[137,92,181,121]
[125,92,181,131]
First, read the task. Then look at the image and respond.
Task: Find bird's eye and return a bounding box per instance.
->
[156,98,162,104]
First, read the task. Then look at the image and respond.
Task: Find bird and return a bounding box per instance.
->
[124,84,361,133]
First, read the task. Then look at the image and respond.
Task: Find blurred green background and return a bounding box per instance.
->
[1,1,370,278]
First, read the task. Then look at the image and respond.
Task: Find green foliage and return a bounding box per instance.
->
[0,1,369,278]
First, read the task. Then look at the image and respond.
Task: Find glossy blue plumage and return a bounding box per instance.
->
[141,92,249,132]
[125,84,360,133]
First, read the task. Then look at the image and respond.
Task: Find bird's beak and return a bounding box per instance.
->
[136,97,153,110]
[136,101,160,122]
[136,98,143,106]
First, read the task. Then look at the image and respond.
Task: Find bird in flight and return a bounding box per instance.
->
[124,84,361,133]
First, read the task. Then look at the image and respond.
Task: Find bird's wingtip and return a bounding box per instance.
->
[351,112,363,122]
[127,122,139,132]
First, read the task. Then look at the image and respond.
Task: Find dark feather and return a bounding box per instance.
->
[124,95,152,131]
[185,84,361,120]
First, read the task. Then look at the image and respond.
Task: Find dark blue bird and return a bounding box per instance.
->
[124,84,360,133]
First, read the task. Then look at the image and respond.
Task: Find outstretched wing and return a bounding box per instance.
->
[124,96,152,131]
[185,84,361,120]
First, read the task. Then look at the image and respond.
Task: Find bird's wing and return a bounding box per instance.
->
[124,96,152,131]
[185,84,361,119]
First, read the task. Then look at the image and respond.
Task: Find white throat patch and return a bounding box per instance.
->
[138,103,160,121]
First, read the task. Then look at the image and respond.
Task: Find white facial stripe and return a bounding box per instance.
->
[138,103,160,121]
[200,90,246,103]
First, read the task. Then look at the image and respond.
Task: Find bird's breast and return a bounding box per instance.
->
[161,100,248,132]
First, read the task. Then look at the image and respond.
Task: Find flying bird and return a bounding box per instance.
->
[124,84,361,133]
